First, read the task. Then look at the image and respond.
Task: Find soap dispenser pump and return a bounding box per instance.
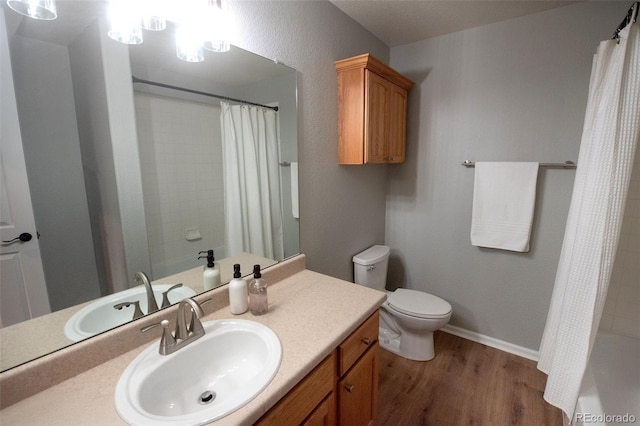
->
[198,250,221,291]
[228,264,248,314]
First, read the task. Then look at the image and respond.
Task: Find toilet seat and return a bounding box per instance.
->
[387,288,452,319]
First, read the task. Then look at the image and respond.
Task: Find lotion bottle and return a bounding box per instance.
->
[228,264,248,314]
[248,264,268,315]
[198,250,221,291]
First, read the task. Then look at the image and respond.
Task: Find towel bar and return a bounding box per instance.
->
[461,160,576,169]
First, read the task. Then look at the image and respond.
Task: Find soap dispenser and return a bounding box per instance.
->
[248,264,268,315]
[198,250,221,291]
[228,264,248,314]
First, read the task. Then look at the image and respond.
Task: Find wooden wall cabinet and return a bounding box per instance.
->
[257,312,379,426]
[335,54,414,165]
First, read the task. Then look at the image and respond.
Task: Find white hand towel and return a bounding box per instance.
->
[470,162,539,252]
[290,162,299,219]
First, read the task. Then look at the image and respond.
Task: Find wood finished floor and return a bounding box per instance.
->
[376,331,564,426]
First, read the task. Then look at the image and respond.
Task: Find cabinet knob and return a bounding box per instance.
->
[344,384,355,393]
[361,337,371,346]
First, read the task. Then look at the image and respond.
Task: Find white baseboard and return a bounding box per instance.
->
[441,324,539,362]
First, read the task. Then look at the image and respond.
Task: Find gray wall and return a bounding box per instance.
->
[69,19,152,295]
[386,2,627,350]
[229,0,390,280]
[10,29,100,310]
[227,1,628,351]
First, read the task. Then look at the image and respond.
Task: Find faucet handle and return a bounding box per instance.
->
[141,319,177,355]
[161,283,184,308]
[114,301,144,320]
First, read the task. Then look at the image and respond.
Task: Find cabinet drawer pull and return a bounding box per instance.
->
[361,337,371,346]
[345,384,355,393]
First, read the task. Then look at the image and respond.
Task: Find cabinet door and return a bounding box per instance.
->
[387,85,408,163]
[365,71,408,164]
[302,393,336,426]
[256,353,335,425]
[364,71,391,164]
[338,343,379,426]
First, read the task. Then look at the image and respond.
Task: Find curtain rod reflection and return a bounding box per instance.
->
[131,76,279,112]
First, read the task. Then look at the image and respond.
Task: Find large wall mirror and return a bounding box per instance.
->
[0,0,299,371]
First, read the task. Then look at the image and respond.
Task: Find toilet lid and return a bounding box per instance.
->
[387,288,452,319]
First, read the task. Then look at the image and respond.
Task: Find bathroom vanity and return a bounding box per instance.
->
[257,311,379,425]
[0,254,386,425]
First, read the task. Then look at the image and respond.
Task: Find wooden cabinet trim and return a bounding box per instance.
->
[335,53,414,91]
[337,67,366,164]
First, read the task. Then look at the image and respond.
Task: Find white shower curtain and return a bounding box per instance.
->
[220,102,284,261]
[537,22,640,422]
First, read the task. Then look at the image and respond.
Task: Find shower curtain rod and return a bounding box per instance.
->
[131,76,279,112]
[612,1,639,40]
[461,160,576,169]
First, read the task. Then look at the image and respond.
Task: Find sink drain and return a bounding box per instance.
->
[198,390,216,405]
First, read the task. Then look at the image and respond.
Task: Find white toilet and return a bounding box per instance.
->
[353,245,452,361]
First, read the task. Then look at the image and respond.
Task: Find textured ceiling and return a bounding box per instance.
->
[328,0,579,47]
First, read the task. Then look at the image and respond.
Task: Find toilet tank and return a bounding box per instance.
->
[352,245,390,291]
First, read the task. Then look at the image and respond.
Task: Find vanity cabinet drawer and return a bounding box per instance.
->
[256,352,335,425]
[338,311,379,376]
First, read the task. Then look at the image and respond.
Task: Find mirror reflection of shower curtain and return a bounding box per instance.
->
[220,102,284,261]
[537,22,639,422]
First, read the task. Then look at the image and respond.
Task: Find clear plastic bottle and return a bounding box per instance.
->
[248,264,268,315]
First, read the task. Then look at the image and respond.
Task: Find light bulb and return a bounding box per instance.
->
[107,0,143,45]
[6,0,57,20]
[202,0,230,52]
[176,25,204,63]
[141,0,167,31]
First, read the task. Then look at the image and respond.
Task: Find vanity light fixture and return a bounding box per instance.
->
[107,0,231,63]
[6,0,57,20]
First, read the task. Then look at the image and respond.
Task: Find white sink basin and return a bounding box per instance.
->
[115,319,282,426]
[64,284,196,341]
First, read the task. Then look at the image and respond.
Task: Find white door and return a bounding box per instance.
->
[0,9,50,327]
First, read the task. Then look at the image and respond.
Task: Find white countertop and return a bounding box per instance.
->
[0,264,385,425]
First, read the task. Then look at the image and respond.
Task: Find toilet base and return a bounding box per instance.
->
[379,326,436,361]
[379,327,401,354]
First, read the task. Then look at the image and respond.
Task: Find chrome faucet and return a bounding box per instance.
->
[133,271,159,315]
[114,281,184,320]
[174,298,205,341]
[142,298,207,355]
